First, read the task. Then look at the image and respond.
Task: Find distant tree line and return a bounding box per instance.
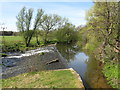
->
[0,31,20,36]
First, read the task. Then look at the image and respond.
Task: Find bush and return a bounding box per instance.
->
[102,62,119,89]
[0,53,8,57]
[55,23,78,43]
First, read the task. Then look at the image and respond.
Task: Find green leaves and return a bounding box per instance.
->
[102,62,119,89]
[79,2,119,89]
[55,23,77,43]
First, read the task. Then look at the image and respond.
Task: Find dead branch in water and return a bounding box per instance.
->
[46,58,59,65]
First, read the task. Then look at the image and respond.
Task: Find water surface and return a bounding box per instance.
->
[56,43,111,88]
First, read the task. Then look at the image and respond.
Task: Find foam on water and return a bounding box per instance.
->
[7,47,54,59]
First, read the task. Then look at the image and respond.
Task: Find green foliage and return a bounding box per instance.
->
[55,23,78,43]
[39,14,67,44]
[78,2,119,60]
[0,53,8,57]
[102,62,119,89]
[16,7,44,47]
[16,7,74,45]
[83,33,101,51]
[85,2,119,51]
[77,2,119,89]
[77,26,101,53]
[16,7,34,47]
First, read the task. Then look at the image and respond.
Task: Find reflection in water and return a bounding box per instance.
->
[56,43,111,88]
[68,52,88,77]
[56,43,80,61]
[84,54,111,88]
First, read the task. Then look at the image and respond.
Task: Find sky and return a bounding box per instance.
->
[0,2,94,31]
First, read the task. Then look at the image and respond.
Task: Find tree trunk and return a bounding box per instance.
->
[26,42,29,47]
[44,32,48,44]
[36,35,40,45]
[26,30,36,47]
[102,38,108,57]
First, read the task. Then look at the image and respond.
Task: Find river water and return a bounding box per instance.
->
[56,43,111,88]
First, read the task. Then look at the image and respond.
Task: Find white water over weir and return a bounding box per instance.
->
[1,45,68,79]
[7,47,54,59]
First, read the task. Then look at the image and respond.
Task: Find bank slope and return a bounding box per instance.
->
[2,69,84,88]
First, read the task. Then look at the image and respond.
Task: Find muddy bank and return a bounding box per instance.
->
[1,45,68,79]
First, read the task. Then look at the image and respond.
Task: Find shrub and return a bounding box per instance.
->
[0,53,8,57]
[102,62,119,89]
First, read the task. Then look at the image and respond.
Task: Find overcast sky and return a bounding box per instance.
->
[0,2,93,31]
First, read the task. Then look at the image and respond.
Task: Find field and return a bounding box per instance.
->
[0,36,36,45]
[0,36,43,53]
[2,69,84,88]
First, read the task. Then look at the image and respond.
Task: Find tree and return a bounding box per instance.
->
[55,23,78,43]
[39,14,67,44]
[85,2,119,58]
[16,7,33,47]
[78,2,119,88]
[33,9,44,45]
[16,7,44,47]
[77,2,119,88]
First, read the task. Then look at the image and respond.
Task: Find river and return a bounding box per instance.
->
[2,43,111,88]
[56,43,111,88]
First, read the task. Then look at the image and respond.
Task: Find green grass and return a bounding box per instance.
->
[0,36,36,45]
[2,70,84,88]
[0,36,23,42]
[0,36,42,52]
[0,36,57,52]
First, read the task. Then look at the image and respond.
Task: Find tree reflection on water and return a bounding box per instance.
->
[56,43,111,88]
[56,43,80,62]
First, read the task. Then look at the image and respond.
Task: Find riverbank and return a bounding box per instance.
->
[2,68,84,88]
[56,43,114,88]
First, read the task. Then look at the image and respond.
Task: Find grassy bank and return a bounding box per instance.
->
[2,69,84,88]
